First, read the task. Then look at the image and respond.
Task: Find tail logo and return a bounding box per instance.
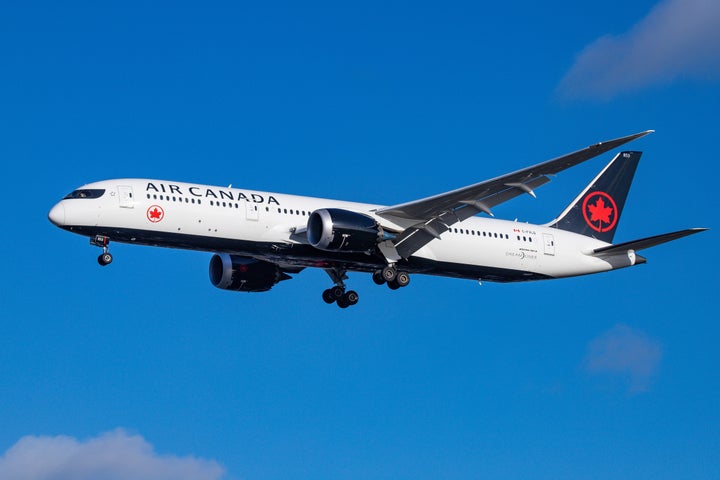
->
[582,191,618,232]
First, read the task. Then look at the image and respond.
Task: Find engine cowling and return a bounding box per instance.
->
[307,208,380,252]
[209,254,291,292]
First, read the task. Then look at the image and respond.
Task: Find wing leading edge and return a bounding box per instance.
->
[376,130,654,259]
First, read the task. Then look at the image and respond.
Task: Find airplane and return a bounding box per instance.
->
[48,131,706,308]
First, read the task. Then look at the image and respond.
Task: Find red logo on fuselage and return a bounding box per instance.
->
[146,205,165,223]
[582,191,617,232]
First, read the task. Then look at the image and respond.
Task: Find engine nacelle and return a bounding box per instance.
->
[209,254,291,292]
[307,208,381,252]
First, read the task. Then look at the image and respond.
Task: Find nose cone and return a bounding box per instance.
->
[48,202,65,226]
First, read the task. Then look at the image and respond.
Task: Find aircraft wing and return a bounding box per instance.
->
[376,130,653,259]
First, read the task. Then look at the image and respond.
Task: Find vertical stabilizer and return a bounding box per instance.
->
[547,151,641,243]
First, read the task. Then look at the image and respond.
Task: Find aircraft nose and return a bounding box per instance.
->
[48,202,65,226]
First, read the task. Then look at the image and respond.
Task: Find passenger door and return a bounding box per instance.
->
[543,233,555,256]
[245,201,259,221]
[118,185,134,208]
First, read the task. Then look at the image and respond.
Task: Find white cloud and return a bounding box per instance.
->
[584,324,662,393]
[0,429,226,480]
[558,0,720,99]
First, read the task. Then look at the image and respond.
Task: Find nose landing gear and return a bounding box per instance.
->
[90,235,113,266]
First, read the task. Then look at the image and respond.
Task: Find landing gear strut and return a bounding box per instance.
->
[322,268,359,308]
[90,235,113,266]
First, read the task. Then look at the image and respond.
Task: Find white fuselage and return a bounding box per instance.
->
[49,179,638,283]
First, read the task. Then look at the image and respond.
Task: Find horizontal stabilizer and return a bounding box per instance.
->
[591,228,708,256]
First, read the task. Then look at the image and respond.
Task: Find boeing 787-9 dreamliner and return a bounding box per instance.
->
[48,131,706,307]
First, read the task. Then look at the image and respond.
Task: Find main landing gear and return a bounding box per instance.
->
[322,265,412,308]
[322,286,359,308]
[372,265,410,290]
[90,235,113,266]
[322,268,359,309]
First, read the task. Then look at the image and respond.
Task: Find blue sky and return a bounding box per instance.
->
[0,1,717,479]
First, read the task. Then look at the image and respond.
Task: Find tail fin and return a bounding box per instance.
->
[547,151,641,243]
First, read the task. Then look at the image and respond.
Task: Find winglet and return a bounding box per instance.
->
[595,130,653,148]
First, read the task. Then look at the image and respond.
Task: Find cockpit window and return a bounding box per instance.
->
[64,189,106,199]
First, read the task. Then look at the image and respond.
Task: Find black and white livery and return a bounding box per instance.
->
[48,131,706,308]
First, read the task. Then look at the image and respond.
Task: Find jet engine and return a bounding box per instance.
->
[209,254,292,292]
[307,208,381,252]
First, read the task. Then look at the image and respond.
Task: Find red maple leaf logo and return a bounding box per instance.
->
[146,205,164,222]
[582,192,618,232]
[588,197,613,225]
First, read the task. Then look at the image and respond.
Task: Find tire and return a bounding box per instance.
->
[98,253,113,266]
[330,286,345,300]
[322,289,336,304]
[372,270,385,285]
[396,271,410,287]
[382,265,397,282]
[387,280,400,290]
[345,290,359,305]
[336,296,350,308]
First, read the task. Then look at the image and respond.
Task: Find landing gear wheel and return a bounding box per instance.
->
[382,265,397,282]
[395,271,410,287]
[387,280,400,290]
[322,288,336,304]
[336,296,350,308]
[330,285,345,300]
[372,270,386,285]
[344,290,359,306]
[98,253,113,266]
